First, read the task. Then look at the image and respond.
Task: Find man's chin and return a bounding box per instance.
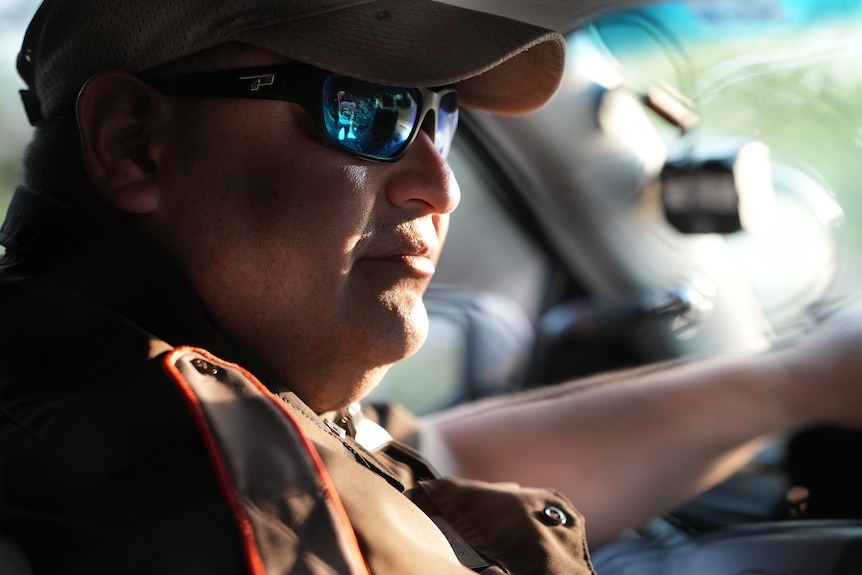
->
[398,302,430,360]
[376,290,430,355]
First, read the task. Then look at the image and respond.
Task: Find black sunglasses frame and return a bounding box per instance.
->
[148,63,458,163]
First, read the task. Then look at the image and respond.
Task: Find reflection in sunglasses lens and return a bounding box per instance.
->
[325,76,418,159]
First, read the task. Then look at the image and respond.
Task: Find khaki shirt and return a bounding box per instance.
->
[168,347,595,574]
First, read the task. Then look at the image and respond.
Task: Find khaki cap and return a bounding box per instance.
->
[17,0,566,125]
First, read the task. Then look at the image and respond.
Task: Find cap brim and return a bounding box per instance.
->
[232,0,566,114]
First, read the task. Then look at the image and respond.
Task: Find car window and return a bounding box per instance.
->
[433,134,554,320]
[586,0,862,335]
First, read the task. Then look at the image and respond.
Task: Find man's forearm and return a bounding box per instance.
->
[420,350,813,546]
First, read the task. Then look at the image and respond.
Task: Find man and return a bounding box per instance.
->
[2,0,862,573]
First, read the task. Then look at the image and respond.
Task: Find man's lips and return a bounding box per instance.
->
[362,238,439,277]
[364,253,437,277]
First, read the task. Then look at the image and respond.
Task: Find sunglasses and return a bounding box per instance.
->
[149,63,459,163]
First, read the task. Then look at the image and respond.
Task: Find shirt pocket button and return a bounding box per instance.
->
[541,505,569,526]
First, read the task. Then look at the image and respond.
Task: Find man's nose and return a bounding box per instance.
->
[383,130,461,216]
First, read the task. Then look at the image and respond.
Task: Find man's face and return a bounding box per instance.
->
[149,51,460,411]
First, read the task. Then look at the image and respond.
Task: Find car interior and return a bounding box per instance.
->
[370,0,862,572]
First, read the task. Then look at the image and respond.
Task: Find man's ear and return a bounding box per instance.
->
[76,70,173,214]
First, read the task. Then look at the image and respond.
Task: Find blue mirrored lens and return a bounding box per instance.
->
[435,92,459,159]
[324,76,418,159]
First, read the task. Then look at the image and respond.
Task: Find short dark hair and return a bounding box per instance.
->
[20,43,277,208]
[19,44,246,206]
[21,109,89,206]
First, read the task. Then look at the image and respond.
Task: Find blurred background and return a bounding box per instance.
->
[0,0,40,232]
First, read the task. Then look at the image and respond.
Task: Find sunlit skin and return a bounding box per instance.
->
[138,50,461,412]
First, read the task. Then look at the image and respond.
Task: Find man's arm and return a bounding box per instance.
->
[419,305,862,546]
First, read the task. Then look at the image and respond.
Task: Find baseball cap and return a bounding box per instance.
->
[16,0,567,126]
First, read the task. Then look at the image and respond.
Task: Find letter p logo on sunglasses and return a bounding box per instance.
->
[149,63,459,163]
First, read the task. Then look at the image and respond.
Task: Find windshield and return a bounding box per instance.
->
[580,0,862,331]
